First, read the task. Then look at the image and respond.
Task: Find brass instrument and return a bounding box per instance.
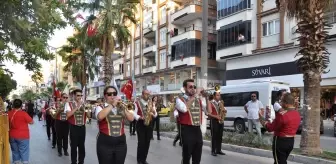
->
[116,101,134,116]
[49,106,58,119]
[144,96,153,126]
[218,100,226,124]
[84,103,93,113]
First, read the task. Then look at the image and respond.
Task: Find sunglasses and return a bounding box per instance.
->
[188,85,196,89]
[63,97,68,99]
[106,92,117,97]
[251,96,256,97]
[76,95,83,97]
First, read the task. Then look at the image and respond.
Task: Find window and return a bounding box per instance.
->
[135,40,140,55]
[119,64,124,73]
[96,87,99,94]
[160,27,167,46]
[217,0,251,19]
[221,91,259,107]
[171,39,217,61]
[135,61,138,70]
[262,19,280,36]
[160,7,166,24]
[160,51,166,63]
[217,20,251,49]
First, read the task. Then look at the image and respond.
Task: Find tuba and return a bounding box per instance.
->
[144,96,153,126]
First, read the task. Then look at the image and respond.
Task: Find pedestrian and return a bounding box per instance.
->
[54,93,70,157]
[8,99,34,164]
[169,94,181,147]
[129,97,136,136]
[151,96,162,140]
[46,98,57,148]
[260,93,301,164]
[175,79,207,164]
[27,100,34,119]
[133,89,158,164]
[274,90,287,113]
[207,90,226,156]
[244,92,264,138]
[95,86,134,164]
[65,88,91,164]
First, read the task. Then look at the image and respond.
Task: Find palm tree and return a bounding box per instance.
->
[58,26,100,88]
[263,0,333,155]
[80,0,139,85]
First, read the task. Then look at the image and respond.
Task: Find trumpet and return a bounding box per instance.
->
[116,100,134,112]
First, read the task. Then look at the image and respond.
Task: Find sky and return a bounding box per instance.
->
[5,25,74,88]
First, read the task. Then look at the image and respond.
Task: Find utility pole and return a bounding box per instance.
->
[200,0,208,89]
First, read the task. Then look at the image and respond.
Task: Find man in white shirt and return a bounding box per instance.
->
[244,92,264,138]
[133,89,158,164]
[175,79,207,164]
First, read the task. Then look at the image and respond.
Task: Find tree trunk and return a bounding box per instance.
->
[103,37,113,86]
[299,69,322,155]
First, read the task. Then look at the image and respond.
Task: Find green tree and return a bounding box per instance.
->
[56,81,68,92]
[262,0,333,155]
[0,0,76,75]
[20,90,38,101]
[0,72,17,99]
[11,94,20,100]
[80,0,139,85]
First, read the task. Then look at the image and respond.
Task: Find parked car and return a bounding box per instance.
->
[158,107,171,117]
[296,109,324,134]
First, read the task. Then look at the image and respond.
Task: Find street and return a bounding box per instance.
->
[26,118,302,164]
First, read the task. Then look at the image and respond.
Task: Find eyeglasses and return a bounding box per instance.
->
[188,85,196,89]
[63,97,68,99]
[106,92,117,97]
[76,95,83,97]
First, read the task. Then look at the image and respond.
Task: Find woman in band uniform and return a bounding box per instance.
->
[95,86,134,164]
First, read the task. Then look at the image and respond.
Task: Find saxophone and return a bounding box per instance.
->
[144,97,153,126]
[218,100,226,124]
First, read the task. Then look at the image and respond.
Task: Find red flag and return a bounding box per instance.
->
[121,79,133,100]
[87,24,96,37]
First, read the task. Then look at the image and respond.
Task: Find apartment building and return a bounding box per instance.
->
[217,0,336,108]
[100,0,223,103]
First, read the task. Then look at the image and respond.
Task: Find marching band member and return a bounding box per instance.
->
[54,93,70,157]
[65,88,90,164]
[207,90,226,156]
[134,89,158,164]
[168,94,181,147]
[260,93,300,164]
[95,86,134,164]
[176,79,207,164]
[46,98,57,148]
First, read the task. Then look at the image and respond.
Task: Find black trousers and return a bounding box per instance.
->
[272,136,294,164]
[181,125,203,164]
[136,120,153,163]
[151,116,160,139]
[46,117,57,146]
[174,122,181,144]
[55,120,69,153]
[70,124,86,164]
[130,120,136,135]
[97,133,127,164]
[210,119,223,153]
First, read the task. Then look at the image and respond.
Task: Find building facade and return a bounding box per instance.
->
[216,0,336,110]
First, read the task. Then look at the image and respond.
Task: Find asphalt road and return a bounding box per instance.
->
[25,118,302,164]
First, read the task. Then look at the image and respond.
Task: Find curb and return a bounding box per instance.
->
[159,132,336,164]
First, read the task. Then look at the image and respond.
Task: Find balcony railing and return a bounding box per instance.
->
[170,25,216,38]
[171,0,216,13]
[143,63,156,68]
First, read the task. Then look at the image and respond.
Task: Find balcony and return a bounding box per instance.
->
[112,70,124,80]
[171,1,217,25]
[216,40,254,60]
[170,26,217,45]
[143,44,156,56]
[144,25,157,38]
[142,63,157,74]
[170,56,196,68]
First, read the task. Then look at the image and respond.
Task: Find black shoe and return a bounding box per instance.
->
[137,162,143,164]
[211,152,217,156]
[151,138,154,140]
[58,152,62,157]
[179,142,182,146]
[52,145,56,149]
[216,151,226,155]
[64,151,69,156]
[173,142,176,146]
[132,133,136,135]
[144,162,149,164]
[157,138,161,140]
[48,138,50,141]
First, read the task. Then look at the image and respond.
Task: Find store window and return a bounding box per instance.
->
[262,19,280,36]
[217,20,251,49]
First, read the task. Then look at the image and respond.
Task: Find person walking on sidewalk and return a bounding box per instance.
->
[95,86,134,164]
[260,93,300,164]
[54,93,70,157]
[176,79,207,164]
[8,99,34,164]
[151,96,163,140]
[129,97,136,136]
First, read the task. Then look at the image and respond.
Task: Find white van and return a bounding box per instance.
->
[207,80,290,133]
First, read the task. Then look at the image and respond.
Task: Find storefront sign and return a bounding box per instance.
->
[226,61,300,80]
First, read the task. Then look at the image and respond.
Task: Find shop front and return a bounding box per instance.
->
[226,44,336,112]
